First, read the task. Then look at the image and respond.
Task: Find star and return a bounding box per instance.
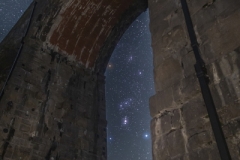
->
[122,116,128,125]
[107,63,114,69]
[128,56,133,62]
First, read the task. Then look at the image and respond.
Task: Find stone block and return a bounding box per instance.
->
[200,10,240,63]
[25,96,39,110]
[181,51,196,77]
[32,149,48,158]
[4,85,23,102]
[180,74,200,100]
[153,129,186,159]
[172,74,200,106]
[154,56,183,92]
[148,0,171,14]
[149,87,174,117]
[218,78,238,106]
[150,0,183,45]
[149,0,172,23]
[227,118,240,137]
[217,105,240,126]
[206,50,240,105]
[14,110,29,119]
[207,52,238,84]
[12,146,31,160]
[20,124,31,132]
[152,134,170,160]
[187,0,213,15]
[188,144,220,160]
[193,0,240,34]
[209,83,226,109]
[181,95,207,129]
[3,144,14,158]
[152,25,188,70]
[81,138,90,150]
[226,137,240,160]
[76,117,88,128]
[187,129,212,150]
[30,155,43,160]
[151,109,181,137]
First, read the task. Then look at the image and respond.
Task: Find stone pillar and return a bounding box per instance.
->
[0,1,107,159]
[149,0,240,159]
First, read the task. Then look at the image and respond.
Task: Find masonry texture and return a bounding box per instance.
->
[0,0,240,160]
[0,0,147,159]
[149,0,240,159]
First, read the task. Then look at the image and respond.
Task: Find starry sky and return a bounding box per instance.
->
[105,11,154,160]
[0,0,32,42]
[0,1,155,159]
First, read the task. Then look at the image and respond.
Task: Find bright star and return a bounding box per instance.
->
[122,116,128,125]
[128,56,133,62]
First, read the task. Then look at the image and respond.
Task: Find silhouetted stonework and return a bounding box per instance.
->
[0,0,240,159]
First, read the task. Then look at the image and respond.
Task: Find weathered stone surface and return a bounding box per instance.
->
[152,129,186,160]
[181,96,207,129]
[192,0,240,35]
[150,0,240,159]
[154,56,183,92]
[181,51,196,77]
[149,87,174,117]
[188,144,221,160]
[151,109,181,137]
[1,0,240,159]
[200,10,240,64]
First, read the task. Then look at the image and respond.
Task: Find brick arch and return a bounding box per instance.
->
[46,0,147,72]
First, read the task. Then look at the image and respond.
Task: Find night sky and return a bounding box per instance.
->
[0,1,154,159]
[0,0,32,42]
[105,11,154,160]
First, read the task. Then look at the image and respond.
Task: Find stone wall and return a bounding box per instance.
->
[149,0,240,159]
[0,0,147,159]
[1,0,240,159]
[0,30,107,160]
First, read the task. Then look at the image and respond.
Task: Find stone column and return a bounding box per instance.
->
[149,0,240,159]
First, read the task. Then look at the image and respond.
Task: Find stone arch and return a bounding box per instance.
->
[1,0,240,159]
[0,0,148,159]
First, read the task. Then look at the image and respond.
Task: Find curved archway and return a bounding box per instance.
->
[1,0,240,159]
